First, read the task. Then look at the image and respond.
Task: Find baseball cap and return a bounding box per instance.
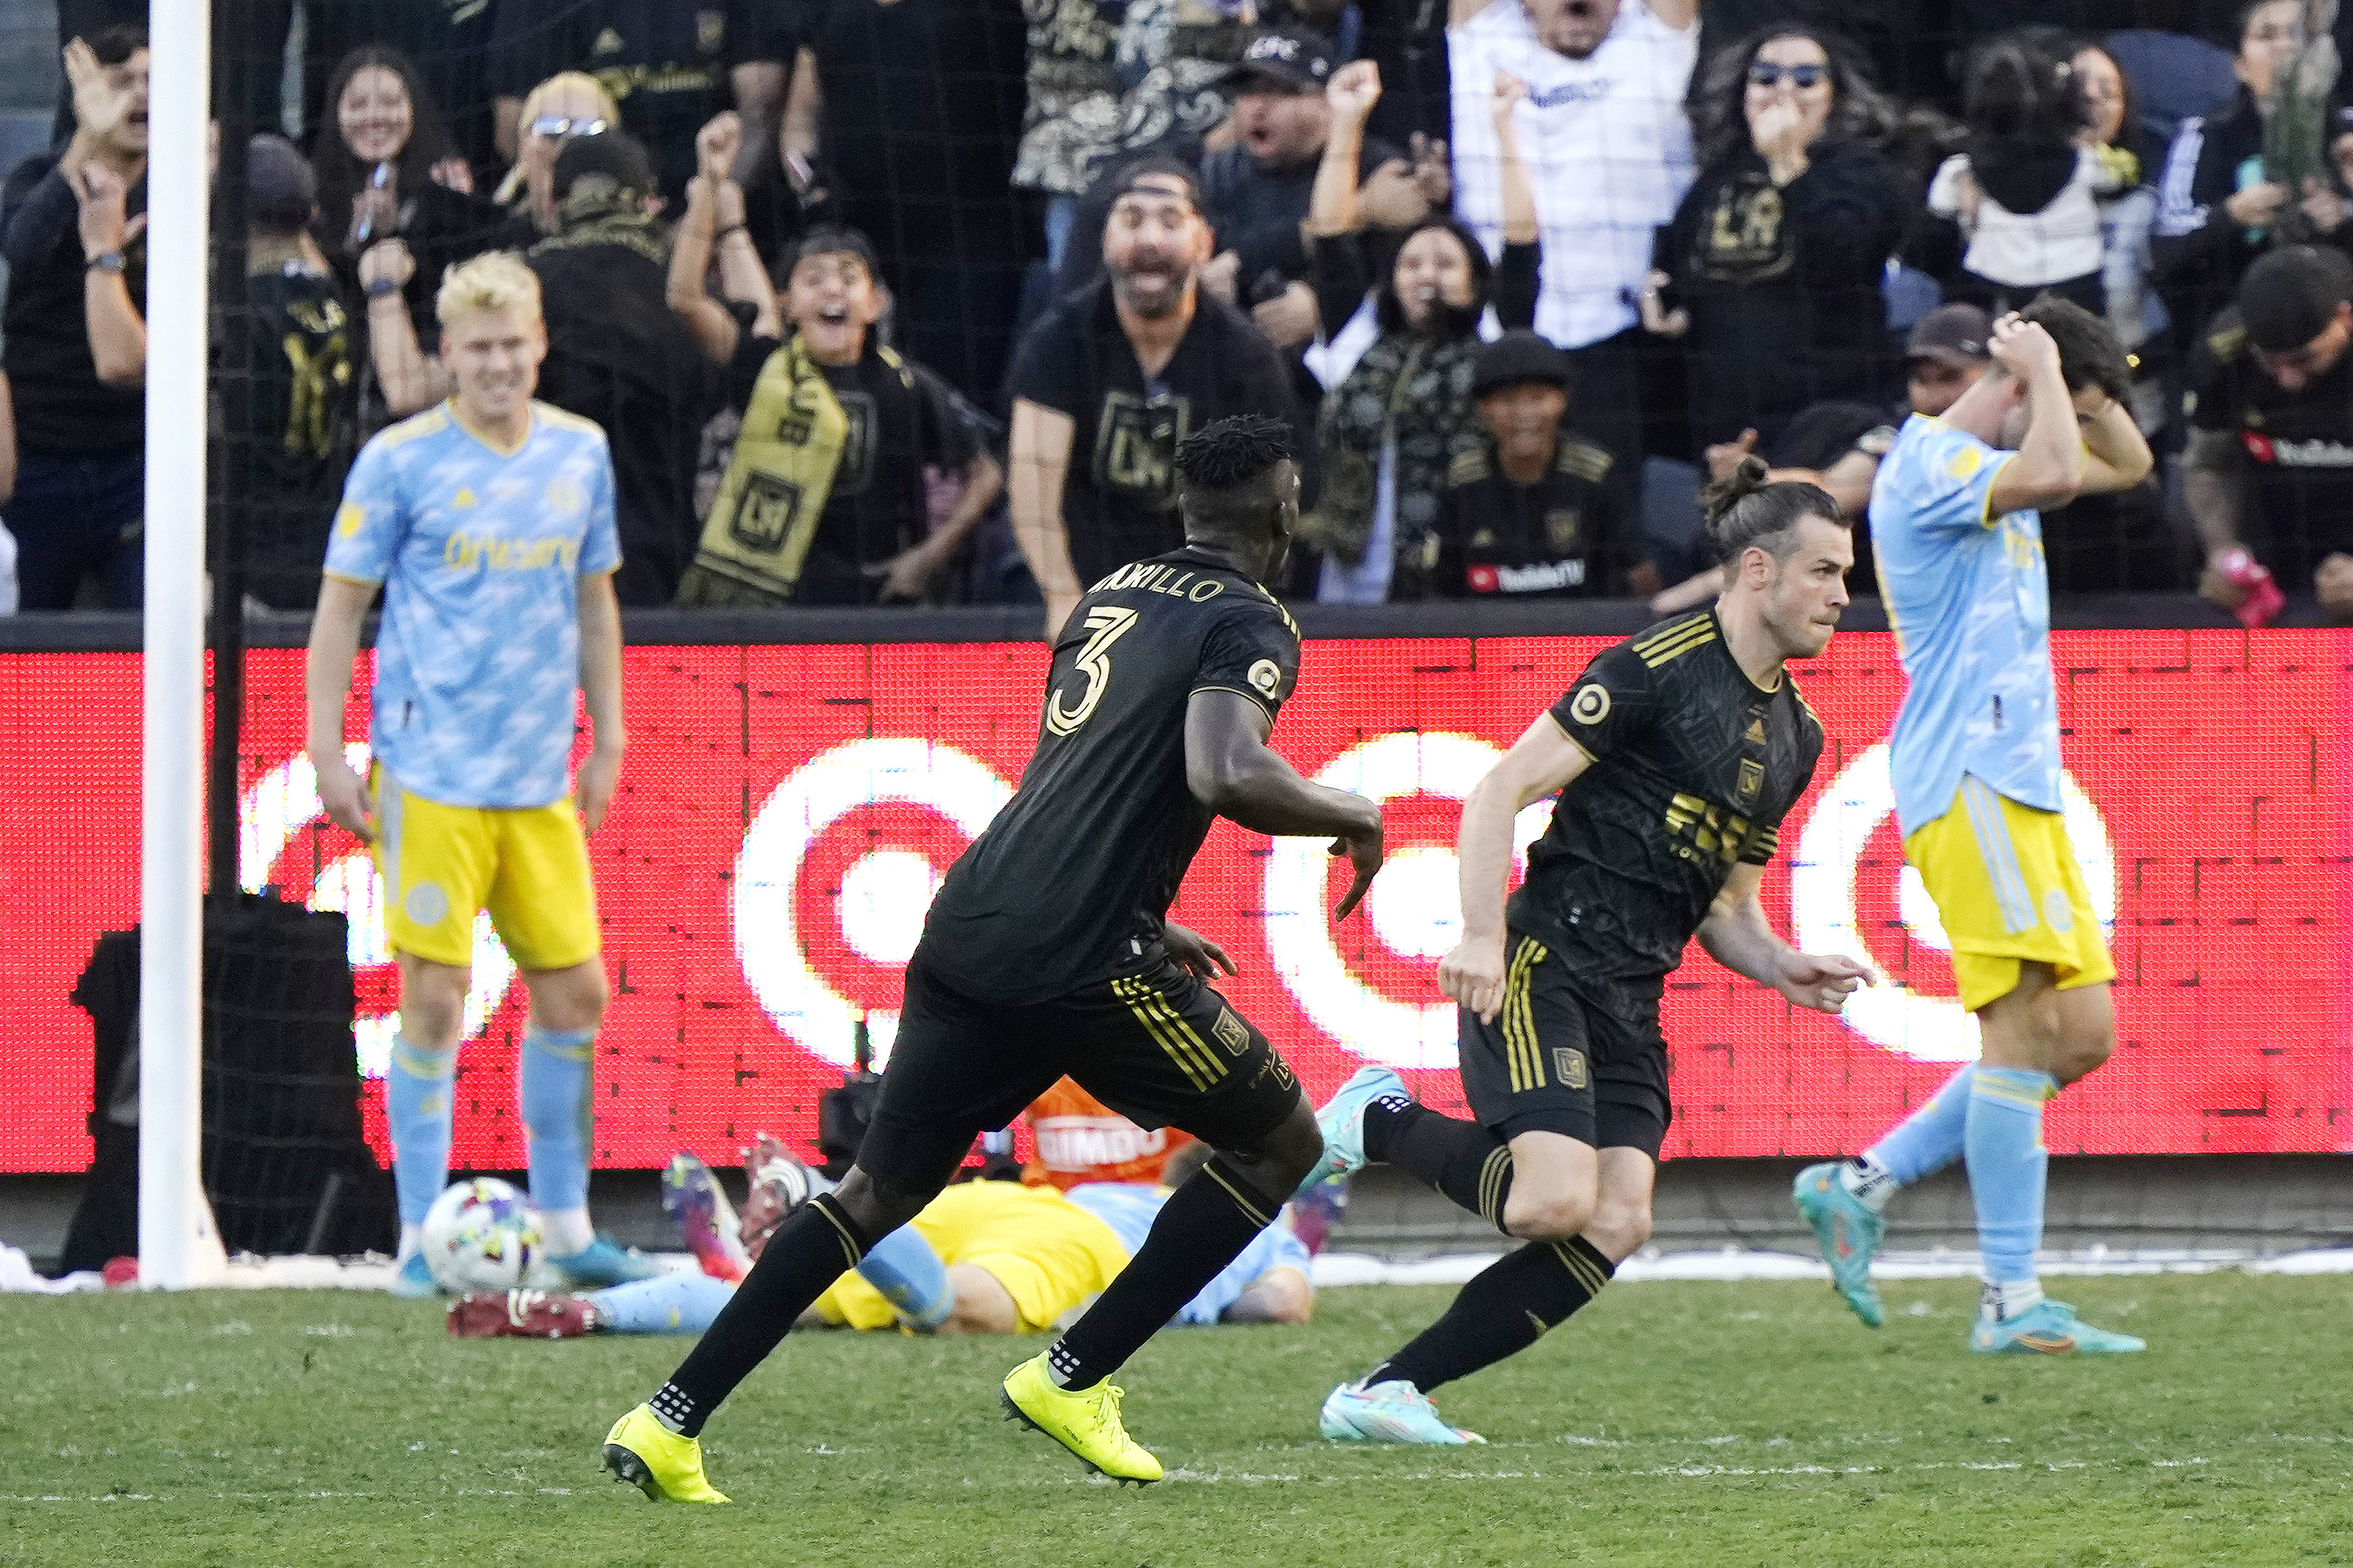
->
[1472,330,1575,397]
[1223,27,1337,94]
[246,133,315,233]
[1904,302,1992,368]
[2239,244,2353,353]
[552,128,654,202]
[1102,153,1204,215]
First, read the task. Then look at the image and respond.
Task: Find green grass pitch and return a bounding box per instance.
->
[4,1272,2349,1567]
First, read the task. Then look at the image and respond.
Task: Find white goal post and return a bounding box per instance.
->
[138,0,227,1289]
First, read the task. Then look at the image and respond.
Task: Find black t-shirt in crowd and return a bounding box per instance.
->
[236,263,359,609]
[1199,133,1403,298]
[1508,610,1823,1018]
[530,239,726,605]
[493,0,756,204]
[307,0,504,174]
[1008,278,1303,587]
[0,153,146,455]
[1433,431,1628,597]
[723,332,980,603]
[2188,305,2353,590]
[922,546,1302,1004]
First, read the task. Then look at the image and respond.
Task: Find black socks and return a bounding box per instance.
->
[1367,1236,1616,1394]
[1044,1156,1281,1389]
[1366,1097,1515,1231]
[651,1191,872,1437]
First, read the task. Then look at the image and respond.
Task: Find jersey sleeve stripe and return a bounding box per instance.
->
[1977,452,2021,528]
[1545,709,1600,760]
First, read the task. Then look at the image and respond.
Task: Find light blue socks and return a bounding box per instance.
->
[386,1032,456,1227]
[855,1223,955,1330]
[586,1273,738,1334]
[1865,1063,1974,1185]
[1964,1067,2055,1287]
[520,1023,596,1216]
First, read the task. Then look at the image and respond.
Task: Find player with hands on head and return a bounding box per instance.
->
[602,415,1380,1502]
[1298,455,1861,1446]
[1796,293,2150,1355]
[305,251,644,1303]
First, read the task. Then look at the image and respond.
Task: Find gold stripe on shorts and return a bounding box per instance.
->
[1115,977,1223,1093]
[1502,936,1549,1093]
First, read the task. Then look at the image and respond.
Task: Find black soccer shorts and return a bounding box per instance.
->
[857,945,1306,1194]
[1456,930,1672,1159]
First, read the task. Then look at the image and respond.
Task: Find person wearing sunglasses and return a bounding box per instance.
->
[492,73,625,233]
[1643,27,1902,482]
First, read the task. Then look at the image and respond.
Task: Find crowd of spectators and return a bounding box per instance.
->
[6,1,2353,624]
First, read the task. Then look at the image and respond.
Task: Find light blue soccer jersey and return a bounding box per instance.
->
[1064,1182,1312,1326]
[1871,413,2062,836]
[324,401,620,809]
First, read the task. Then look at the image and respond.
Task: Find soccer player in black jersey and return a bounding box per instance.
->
[1300,458,1876,1445]
[599,416,1384,1499]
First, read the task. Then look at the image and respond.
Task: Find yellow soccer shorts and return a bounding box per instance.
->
[1904,774,2116,1013]
[815,1179,1132,1333]
[370,765,601,972]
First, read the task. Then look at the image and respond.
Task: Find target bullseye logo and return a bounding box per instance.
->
[1263,732,1552,1070]
[240,745,516,1078]
[1789,744,2116,1062]
[734,738,1013,1069]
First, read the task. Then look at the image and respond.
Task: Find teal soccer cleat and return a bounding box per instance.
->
[388,1250,439,1299]
[547,1233,663,1289]
[1970,1299,2146,1355]
[1792,1161,1885,1327]
[1293,1066,1408,1200]
[1319,1380,1485,1445]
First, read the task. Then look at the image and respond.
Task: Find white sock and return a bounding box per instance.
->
[1837,1154,1899,1214]
[1980,1277,2045,1322]
[540,1205,595,1256]
[397,1222,423,1261]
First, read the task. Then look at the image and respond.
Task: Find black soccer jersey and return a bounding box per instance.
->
[921,547,1303,1004]
[1507,609,1825,1012]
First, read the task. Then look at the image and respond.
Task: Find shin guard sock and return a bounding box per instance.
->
[651,1191,872,1436]
[584,1273,741,1335]
[1365,1100,1514,1231]
[1964,1066,2054,1304]
[521,1023,596,1235]
[386,1033,456,1227]
[855,1222,956,1330]
[1045,1156,1279,1389]
[1860,1063,1974,1194]
[1369,1237,1615,1393]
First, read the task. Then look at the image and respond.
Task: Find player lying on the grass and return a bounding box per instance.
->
[600,416,1383,1501]
[305,251,655,1299]
[1295,459,1872,1444]
[451,1140,1313,1339]
[1794,298,2152,1357]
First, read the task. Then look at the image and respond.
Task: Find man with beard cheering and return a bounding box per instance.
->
[1009,158,1309,638]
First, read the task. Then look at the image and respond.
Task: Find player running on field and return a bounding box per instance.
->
[306,251,656,1299]
[600,416,1384,1500]
[1794,298,2153,1355]
[1296,460,1872,1445]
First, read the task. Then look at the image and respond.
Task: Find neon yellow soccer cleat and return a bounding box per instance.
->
[601,1404,731,1504]
[1000,1352,1163,1485]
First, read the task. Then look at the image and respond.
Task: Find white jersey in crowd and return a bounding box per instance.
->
[1447,0,1697,349]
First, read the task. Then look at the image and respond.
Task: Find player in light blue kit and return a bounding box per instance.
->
[1794,300,2154,1354]
[303,251,656,1298]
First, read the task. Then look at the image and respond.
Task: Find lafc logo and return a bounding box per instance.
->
[1212,1007,1250,1056]
[1094,391,1188,508]
[1552,1047,1587,1089]
[1570,684,1610,725]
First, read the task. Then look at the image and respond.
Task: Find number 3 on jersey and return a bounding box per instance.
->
[1046,606,1139,735]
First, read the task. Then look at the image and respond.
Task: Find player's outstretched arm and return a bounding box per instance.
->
[304,575,379,843]
[1696,862,1874,1014]
[1184,689,1384,918]
[1439,712,1592,1022]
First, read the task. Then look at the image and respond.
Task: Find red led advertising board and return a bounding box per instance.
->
[1,631,2345,1173]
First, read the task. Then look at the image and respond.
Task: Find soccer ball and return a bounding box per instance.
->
[419,1178,542,1294]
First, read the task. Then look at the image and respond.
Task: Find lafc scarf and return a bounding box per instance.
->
[1298,331,1483,591]
[676,338,910,606]
[528,179,666,268]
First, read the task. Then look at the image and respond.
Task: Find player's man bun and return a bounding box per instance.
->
[1176,414,1293,491]
[1700,454,1844,564]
